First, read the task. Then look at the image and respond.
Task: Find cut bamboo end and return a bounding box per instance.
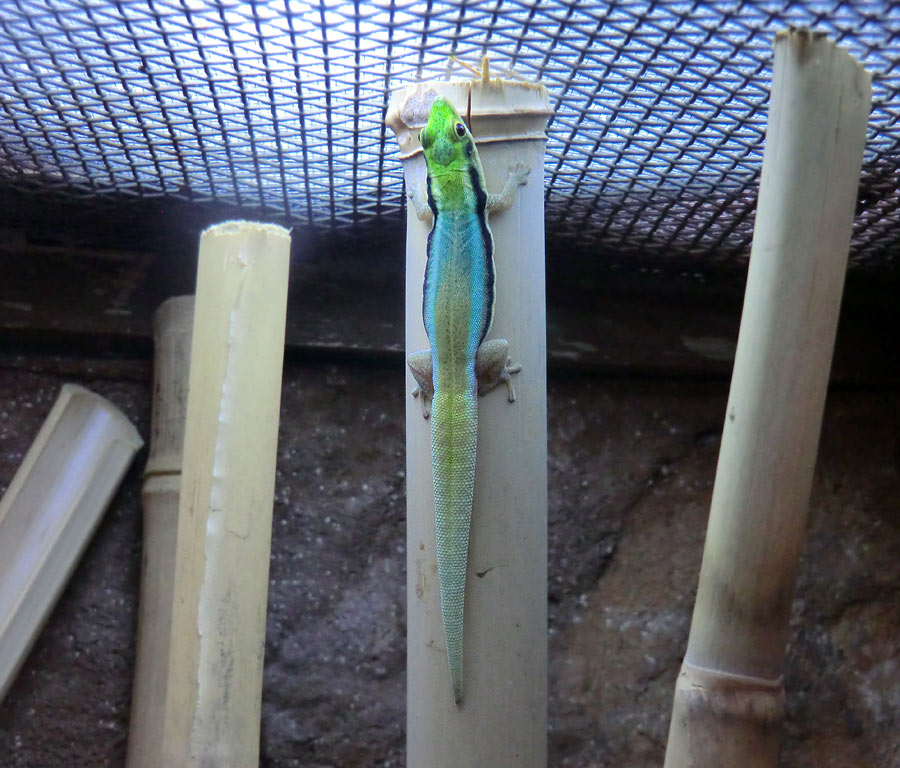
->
[126,295,194,768]
[160,221,290,767]
[664,28,871,768]
[0,384,142,703]
[387,77,551,158]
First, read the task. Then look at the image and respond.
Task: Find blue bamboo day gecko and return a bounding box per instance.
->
[407,94,529,705]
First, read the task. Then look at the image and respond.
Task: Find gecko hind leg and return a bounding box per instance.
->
[407,349,434,418]
[475,339,522,402]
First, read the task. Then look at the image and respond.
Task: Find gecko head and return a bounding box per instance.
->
[419,96,476,170]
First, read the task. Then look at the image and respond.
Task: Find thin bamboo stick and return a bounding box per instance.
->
[664,29,871,768]
[159,222,291,766]
[388,75,551,766]
[0,384,142,702]
[127,295,194,768]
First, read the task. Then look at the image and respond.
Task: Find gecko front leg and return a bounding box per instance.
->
[414,160,529,217]
[487,162,531,213]
[408,181,433,223]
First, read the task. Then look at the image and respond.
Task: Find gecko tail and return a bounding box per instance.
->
[430,389,478,708]
[453,669,463,706]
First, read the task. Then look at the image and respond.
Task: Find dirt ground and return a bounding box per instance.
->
[0,360,897,767]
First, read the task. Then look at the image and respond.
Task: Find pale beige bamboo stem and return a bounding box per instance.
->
[159,222,290,766]
[0,384,142,702]
[127,295,194,768]
[664,29,871,768]
[388,76,551,766]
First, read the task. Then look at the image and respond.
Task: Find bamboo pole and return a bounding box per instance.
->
[664,29,871,768]
[0,384,142,702]
[159,222,290,766]
[387,75,551,766]
[127,295,194,768]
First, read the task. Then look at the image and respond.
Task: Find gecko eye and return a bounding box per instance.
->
[454,122,466,137]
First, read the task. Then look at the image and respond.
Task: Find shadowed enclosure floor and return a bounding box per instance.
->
[0,359,897,767]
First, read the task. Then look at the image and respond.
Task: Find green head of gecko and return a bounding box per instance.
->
[419,96,475,170]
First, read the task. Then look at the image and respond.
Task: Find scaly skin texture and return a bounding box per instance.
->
[407,95,528,705]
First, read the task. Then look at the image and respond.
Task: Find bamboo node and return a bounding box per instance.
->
[675,662,786,725]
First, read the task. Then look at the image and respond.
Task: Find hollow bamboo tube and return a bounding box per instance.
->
[387,77,551,766]
[0,384,142,702]
[664,29,871,768]
[126,295,194,768]
[159,222,290,766]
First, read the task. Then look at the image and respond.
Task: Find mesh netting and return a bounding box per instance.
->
[0,1,897,267]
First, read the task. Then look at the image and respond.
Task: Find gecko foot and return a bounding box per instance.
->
[412,385,432,418]
[408,183,433,222]
[475,339,521,400]
[487,164,531,213]
[509,161,531,187]
[407,349,434,418]
[499,357,522,403]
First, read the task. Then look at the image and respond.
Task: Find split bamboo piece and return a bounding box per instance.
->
[388,74,551,766]
[159,222,290,766]
[0,384,142,702]
[664,29,871,768]
[126,295,194,768]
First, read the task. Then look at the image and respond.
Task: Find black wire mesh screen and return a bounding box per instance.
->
[0,1,898,268]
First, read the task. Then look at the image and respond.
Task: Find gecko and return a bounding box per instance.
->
[407,94,529,705]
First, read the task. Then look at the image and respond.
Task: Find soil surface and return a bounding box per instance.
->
[0,360,897,767]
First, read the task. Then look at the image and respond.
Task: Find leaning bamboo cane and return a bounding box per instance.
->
[663,29,871,768]
[159,222,291,766]
[126,295,194,768]
[0,384,142,702]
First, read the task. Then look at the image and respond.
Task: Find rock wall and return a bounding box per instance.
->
[0,361,896,767]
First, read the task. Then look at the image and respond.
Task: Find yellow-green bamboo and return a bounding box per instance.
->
[159,222,290,766]
[664,29,871,768]
[127,295,194,768]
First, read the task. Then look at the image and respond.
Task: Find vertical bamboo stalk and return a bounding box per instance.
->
[159,222,291,766]
[0,384,142,702]
[127,295,194,768]
[664,29,871,767]
[388,78,551,766]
